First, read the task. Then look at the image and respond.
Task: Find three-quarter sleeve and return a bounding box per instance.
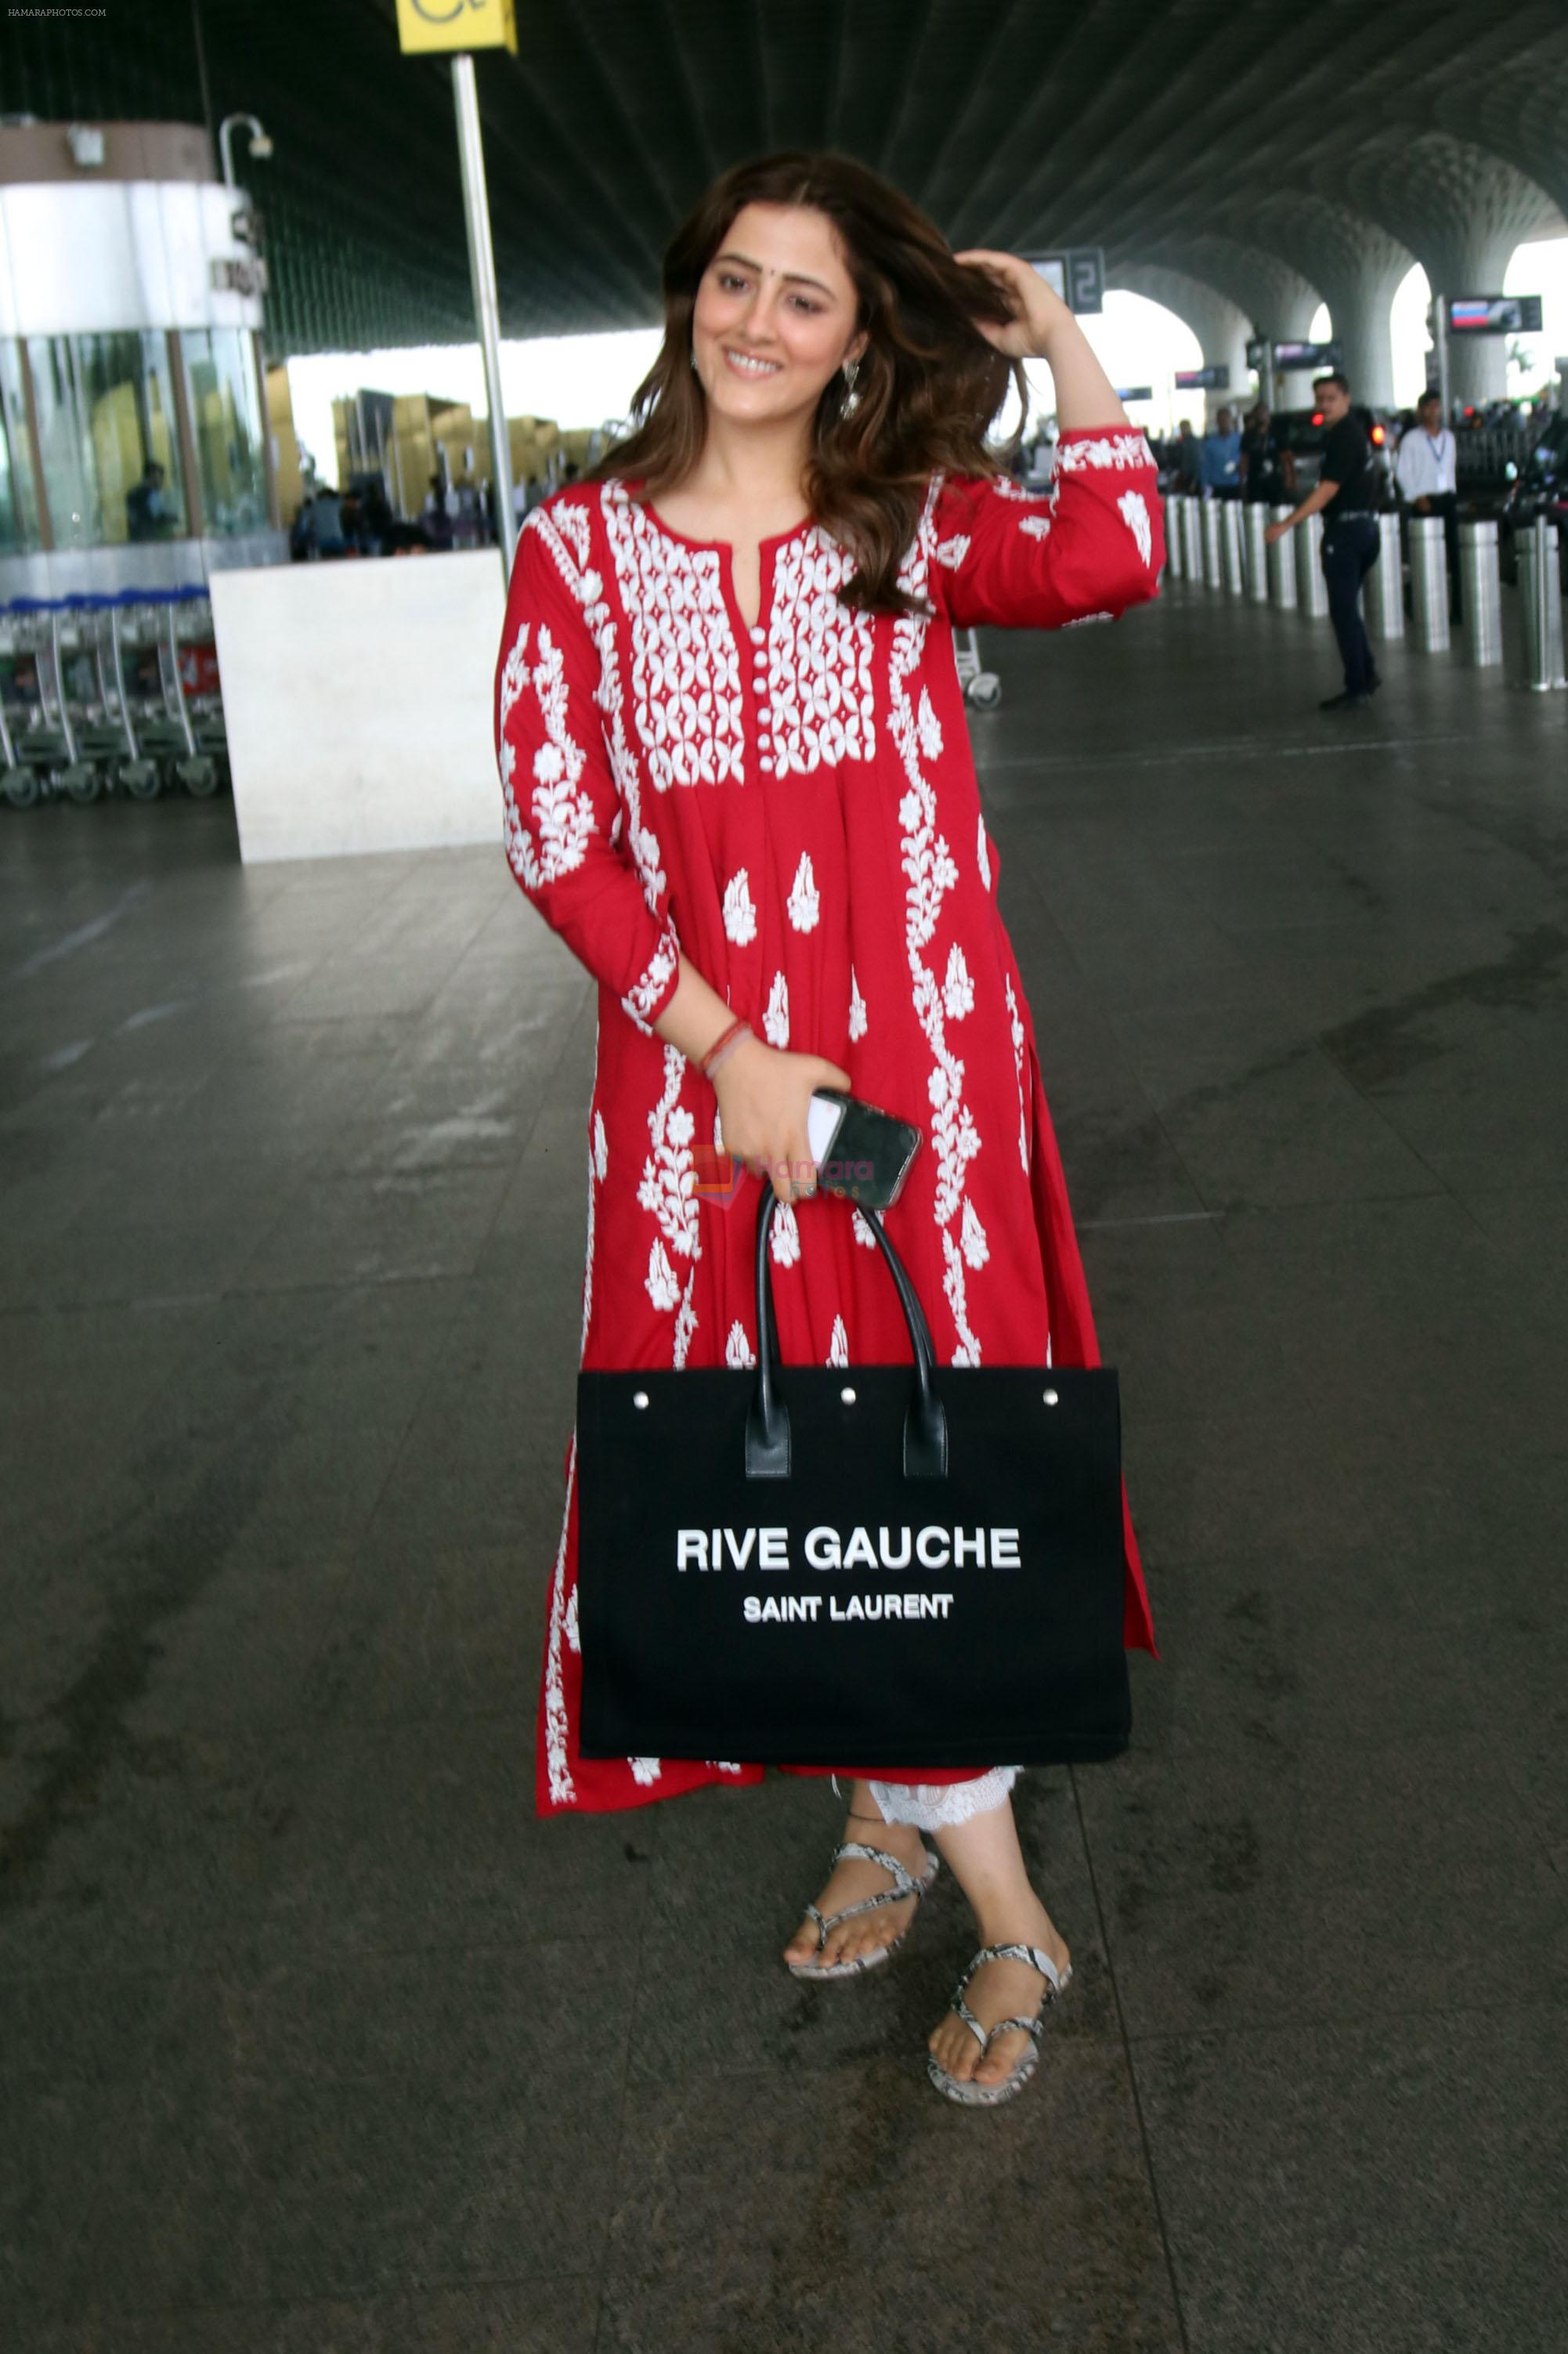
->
[933,428,1165,632]
[494,502,681,1032]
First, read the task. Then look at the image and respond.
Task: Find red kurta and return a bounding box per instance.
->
[494,428,1165,1817]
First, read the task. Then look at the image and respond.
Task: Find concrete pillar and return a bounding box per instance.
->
[1311,253,1407,410]
[1415,227,1519,407]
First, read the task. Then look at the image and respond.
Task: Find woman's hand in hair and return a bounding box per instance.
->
[712,1036,852,1207]
[952,248,1075,361]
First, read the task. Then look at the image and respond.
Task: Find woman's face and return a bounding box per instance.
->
[691,201,867,425]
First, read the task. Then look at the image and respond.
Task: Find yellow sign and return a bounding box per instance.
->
[395,0,517,56]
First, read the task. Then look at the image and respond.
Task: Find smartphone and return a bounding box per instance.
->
[806,1087,923,1211]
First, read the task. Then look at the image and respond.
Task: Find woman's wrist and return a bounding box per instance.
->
[696,1015,753,1082]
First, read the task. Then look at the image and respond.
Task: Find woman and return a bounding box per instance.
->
[493,151,1162,2106]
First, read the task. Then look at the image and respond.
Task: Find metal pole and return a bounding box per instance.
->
[1162,491,1183,580]
[1267,505,1297,609]
[1367,513,1404,642]
[452,52,516,576]
[1433,298,1451,426]
[1181,496,1204,584]
[1221,498,1245,595]
[1244,502,1269,603]
[1520,523,1566,692]
[1295,512,1328,619]
[1459,519,1501,667]
[1409,515,1449,653]
[1200,497,1223,589]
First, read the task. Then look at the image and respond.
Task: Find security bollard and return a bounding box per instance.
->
[1163,493,1184,580]
[1267,506,1298,609]
[1367,513,1404,642]
[1221,499,1246,595]
[1245,503,1270,603]
[1409,515,1450,653]
[1181,496,1204,584]
[1296,512,1328,619]
[1201,498,1223,589]
[1460,519,1502,667]
[1519,522,1566,692]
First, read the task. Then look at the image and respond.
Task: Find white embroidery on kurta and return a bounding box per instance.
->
[851,1206,878,1249]
[827,1314,850,1366]
[1004,972,1029,1173]
[563,1583,580,1653]
[960,1197,990,1268]
[942,942,974,1020]
[1060,611,1115,627]
[724,1319,757,1369]
[770,1200,800,1266]
[498,619,595,891]
[707,1761,744,1774]
[916,685,942,761]
[638,1047,700,1317]
[1019,515,1053,541]
[673,1267,699,1369]
[542,1434,577,1805]
[764,970,789,1048]
[787,852,821,932]
[628,1757,663,1784]
[592,1108,609,1180]
[767,530,876,770]
[723,869,758,945]
[524,499,677,1040]
[848,966,868,1041]
[892,477,985,1367]
[1057,431,1157,473]
[976,814,992,892]
[935,533,970,569]
[1117,488,1153,567]
[602,484,744,790]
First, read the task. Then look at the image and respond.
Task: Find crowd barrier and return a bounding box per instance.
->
[1160,491,1566,693]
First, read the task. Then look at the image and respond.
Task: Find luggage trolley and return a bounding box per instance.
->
[954,627,1002,709]
[0,596,99,808]
[114,587,221,797]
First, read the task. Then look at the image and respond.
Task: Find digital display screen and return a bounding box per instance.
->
[1447,295,1543,334]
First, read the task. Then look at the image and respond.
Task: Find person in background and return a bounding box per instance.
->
[1239,403,1295,504]
[1265,369,1381,712]
[1396,389,1461,620]
[1199,405,1242,498]
[125,461,173,542]
[1173,417,1202,493]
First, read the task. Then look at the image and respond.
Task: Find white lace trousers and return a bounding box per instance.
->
[833,1766,1022,1831]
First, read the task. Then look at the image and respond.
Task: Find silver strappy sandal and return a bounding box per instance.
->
[786,1840,941,1980]
[927,1940,1072,2105]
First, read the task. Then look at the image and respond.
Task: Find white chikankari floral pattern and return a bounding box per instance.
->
[723,869,757,945]
[603,483,745,790]
[1117,488,1154,568]
[763,969,789,1048]
[767,530,876,771]
[786,852,821,932]
[495,438,1163,1821]
[1057,430,1157,473]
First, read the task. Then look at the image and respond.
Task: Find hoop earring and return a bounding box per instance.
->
[840,355,862,418]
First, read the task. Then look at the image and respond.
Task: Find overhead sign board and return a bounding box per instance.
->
[1447,295,1542,335]
[1174,365,1229,391]
[1115,386,1154,402]
[395,0,517,54]
[1024,248,1104,315]
[1245,337,1270,370]
[1272,339,1341,371]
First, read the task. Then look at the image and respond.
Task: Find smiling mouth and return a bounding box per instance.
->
[722,348,784,378]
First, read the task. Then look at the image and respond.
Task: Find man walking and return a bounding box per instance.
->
[1265,371,1382,711]
[1396,390,1461,620]
[1199,405,1243,499]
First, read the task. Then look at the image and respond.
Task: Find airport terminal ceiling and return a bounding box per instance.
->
[6,0,1567,356]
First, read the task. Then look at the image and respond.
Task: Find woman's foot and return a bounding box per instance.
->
[927,1892,1071,2088]
[782,1811,931,1972]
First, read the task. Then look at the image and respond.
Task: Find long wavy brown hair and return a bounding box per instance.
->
[587,150,1028,618]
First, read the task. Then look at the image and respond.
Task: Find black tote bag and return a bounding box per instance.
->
[576,1184,1131,1767]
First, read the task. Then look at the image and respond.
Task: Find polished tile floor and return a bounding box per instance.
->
[3,579,1565,2350]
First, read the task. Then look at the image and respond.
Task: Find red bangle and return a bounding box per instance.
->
[698,1015,750,1079]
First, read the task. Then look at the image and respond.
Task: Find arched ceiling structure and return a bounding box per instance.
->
[5,0,1565,365]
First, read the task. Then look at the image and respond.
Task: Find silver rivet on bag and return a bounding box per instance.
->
[633,1390,649,1409]
[840,1386,856,1404]
[1042,1388,1059,1405]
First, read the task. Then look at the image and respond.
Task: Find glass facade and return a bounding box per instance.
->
[26,331,186,548]
[0,342,42,555]
[179,328,269,536]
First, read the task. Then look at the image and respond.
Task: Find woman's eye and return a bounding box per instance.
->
[717,272,748,291]
[789,296,822,313]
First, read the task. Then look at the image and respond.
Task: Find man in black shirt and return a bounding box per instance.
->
[1264,371,1382,711]
[1239,403,1296,504]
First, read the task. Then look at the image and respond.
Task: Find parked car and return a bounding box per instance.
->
[1269,406,1395,502]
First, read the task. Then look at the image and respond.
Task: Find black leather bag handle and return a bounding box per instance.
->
[744,1184,948,1481]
